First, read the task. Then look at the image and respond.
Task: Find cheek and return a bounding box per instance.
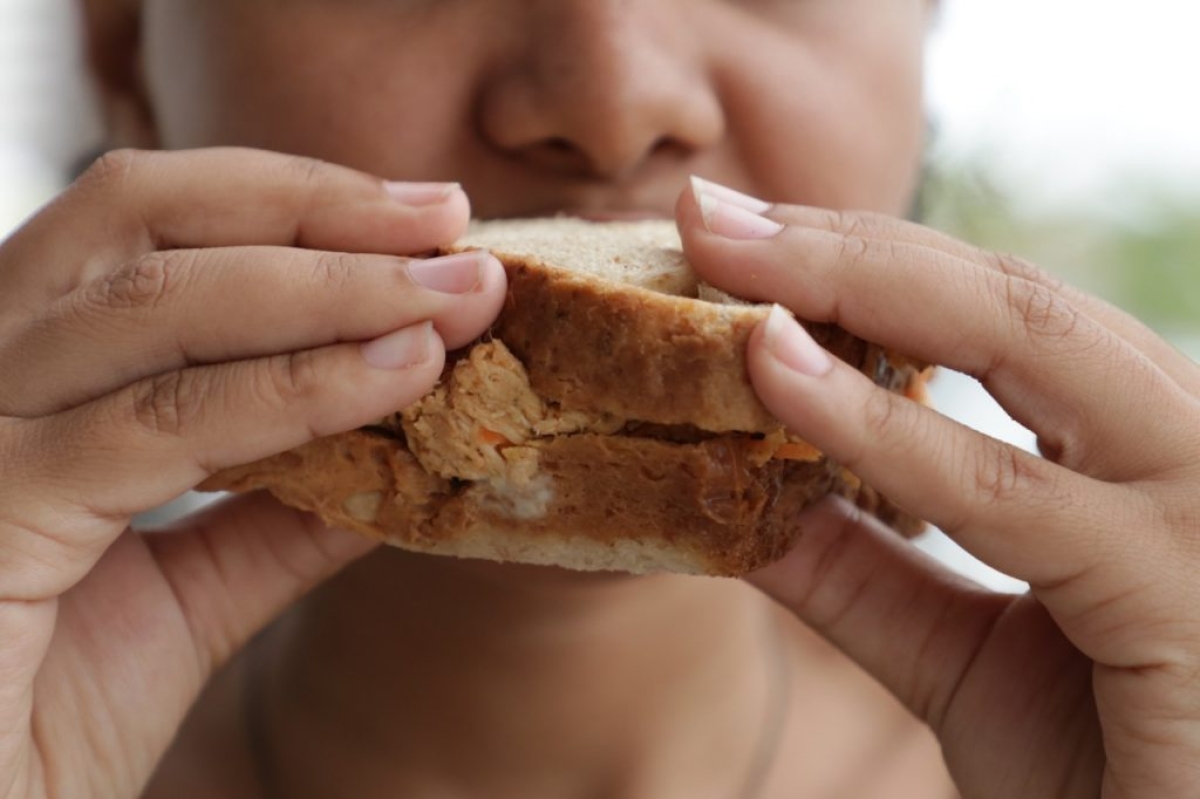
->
[142,0,927,211]
[717,15,927,215]
[143,5,476,180]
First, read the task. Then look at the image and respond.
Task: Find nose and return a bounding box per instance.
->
[476,1,725,180]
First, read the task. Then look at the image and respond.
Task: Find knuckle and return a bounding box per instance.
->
[131,370,204,437]
[804,516,873,630]
[854,389,921,474]
[971,443,1023,506]
[1003,277,1082,347]
[970,442,1045,508]
[993,251,1041,283]
[282,154,336,189]
[834,234,873,278]
[773,499,866,626]
[77,148,145,194]
[831,209,867,238]
[85,252,183,312]
[259,350,322,410]
[310,251,359,291]
[831,209,889,241]
[986,250,1060,290]
[861,387,902,445]
[830,216,898,279]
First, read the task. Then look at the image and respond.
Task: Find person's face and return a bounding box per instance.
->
[106,0,931,218]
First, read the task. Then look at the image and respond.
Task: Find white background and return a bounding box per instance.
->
[927,0,1200,212]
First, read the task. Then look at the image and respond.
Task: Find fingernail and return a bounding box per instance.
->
[407,251,486,294]
[691,177,783,240]
[362,321,436,369]
[690,176,772,213]
[763,306,832,377]
[384,181,462,207]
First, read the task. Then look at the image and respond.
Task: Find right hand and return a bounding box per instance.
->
[0,148,507,798]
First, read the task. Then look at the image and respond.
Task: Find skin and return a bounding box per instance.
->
[0,0,1195,797]
[680,192,1200,795]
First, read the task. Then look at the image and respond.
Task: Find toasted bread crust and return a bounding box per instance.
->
[493,263,775,431]
[450,246,871,434]
[201,220,927,575]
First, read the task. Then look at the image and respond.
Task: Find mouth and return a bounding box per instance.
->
[480,205,671,223]
[562,209,671,223]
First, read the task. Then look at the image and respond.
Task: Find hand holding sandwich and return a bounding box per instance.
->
[0,148,506,796]
[681,179,1200,797]
[3,150,1195,797]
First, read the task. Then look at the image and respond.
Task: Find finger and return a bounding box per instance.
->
[679,187,1199,480]
[736,198,1200,397]
[1,248,506,416]
[746,495,1103,793]
[0,147,469,312]
[745,496,1005,731]
[747,308,1140,586]
[28,502,374,791]
[2,322,444,595]
[141,492,377,675]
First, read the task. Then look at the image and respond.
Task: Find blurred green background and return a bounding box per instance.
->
[922,157,1200,355]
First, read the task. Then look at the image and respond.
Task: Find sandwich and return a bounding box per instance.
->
[199,218,927,576]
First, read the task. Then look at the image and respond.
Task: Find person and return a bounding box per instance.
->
[1,0,1197,795]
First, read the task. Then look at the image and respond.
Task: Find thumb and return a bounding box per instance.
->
[746,495,1009,731]
[143,491,378,673]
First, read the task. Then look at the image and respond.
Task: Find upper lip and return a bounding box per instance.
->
[471,186,678,221]
[494,202,672,221]
[560,209,670,222]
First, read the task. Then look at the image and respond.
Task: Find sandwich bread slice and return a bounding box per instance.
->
[200,219,926,576]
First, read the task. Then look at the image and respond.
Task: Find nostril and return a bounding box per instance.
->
[534,135,684,178]
[514,136,594,175]
[648,136,683,160]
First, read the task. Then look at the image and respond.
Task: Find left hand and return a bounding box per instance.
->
[678,178,1200,798]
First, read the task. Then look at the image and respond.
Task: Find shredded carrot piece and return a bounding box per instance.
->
[773,441,822,462]
[478,428,510,446]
